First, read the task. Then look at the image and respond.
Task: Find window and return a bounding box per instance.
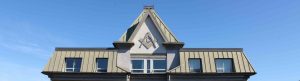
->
[153,60,167,73]
[96,58,108,72]
[188,58,202,72]
[215,59,234,73]
[131,60,144,73]
[131,59,166,74]
[65,58,82,72]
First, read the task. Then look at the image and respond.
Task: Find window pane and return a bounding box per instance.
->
[97,58,108,72]
[74,59,82,70]
[215,59,233,73]
[153,60,166,69]
[97,58,108,69]
[65,58,82,72]
[66,59,74,68]
[188,59,201,72]
[132,60,144,69]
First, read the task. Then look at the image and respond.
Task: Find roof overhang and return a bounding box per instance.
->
[162,42,185,50]
[113,41,134,49]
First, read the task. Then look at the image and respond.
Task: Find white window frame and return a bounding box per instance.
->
[65,58,81,72]
[131,59,166,74]
[188,58,202,72]
[152,59,166,73]
[96,58,108,72]
[216,63,226,73]
[215,59,233,73]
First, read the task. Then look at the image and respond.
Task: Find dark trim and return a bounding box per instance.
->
[42,71,255,81]
[42,71,255,76]
[180,48,243,52]
[112,41,134,49]
[144,5,154,9]
[167,72,256,76]
[42,71,130,75]
[55,47,117,51]
[162,42,184,50]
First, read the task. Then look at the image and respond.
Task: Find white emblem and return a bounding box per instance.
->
[139,32,156,49]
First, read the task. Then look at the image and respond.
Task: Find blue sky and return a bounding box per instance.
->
[0,0,299,81]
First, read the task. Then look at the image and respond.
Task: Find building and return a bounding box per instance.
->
[42,6,256,81]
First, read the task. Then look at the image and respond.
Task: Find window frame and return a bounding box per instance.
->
[131,59,145,73]
[96,58,108,72]
[188,58,202,73]
[152,59,167,73]
[65,58,82,72]
[131,58,166,74]
[214,58,235,73]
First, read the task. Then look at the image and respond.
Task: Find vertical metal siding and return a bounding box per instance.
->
[43,49,254,73]
[232,52,241,72]
[43,50,125,73]
[199,52,205,73]
[107,51,114,72]
[237,52,245,72]
[52,51,62,72]
[171,51,255,73]
[184,52,189,72]
[112,51,118,72]
[179,52,185,72]
[209,52,216,72]
[203,52,210,72]
[242,52,250,72]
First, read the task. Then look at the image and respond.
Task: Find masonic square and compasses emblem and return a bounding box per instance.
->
[139,32,157,49]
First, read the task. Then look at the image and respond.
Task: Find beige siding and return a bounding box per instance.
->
[170,51,255,73]
[43,49,254,74]
[107,51,113,72]
[184,52,189,72]
[232,52,241,72]
[209,52,216,72]
[204,52,210,72]
[237,52,245,72]
[199,52,205,72]
[57,50,67,72]
[112,51,118,72]
[218,52,223,58]
[43,49,125,73]
[87,50,95,72]
[242,52,250,72]
[52,51,62,72]
[179,52,185,72]
[223,52,228,58]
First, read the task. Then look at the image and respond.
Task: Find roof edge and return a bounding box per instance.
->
[180,48,243,52]
[55,47,117,51]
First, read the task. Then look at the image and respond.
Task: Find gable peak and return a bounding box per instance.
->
[118,7,181,43]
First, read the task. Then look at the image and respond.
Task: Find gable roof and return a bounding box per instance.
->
[119,6,180,43]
